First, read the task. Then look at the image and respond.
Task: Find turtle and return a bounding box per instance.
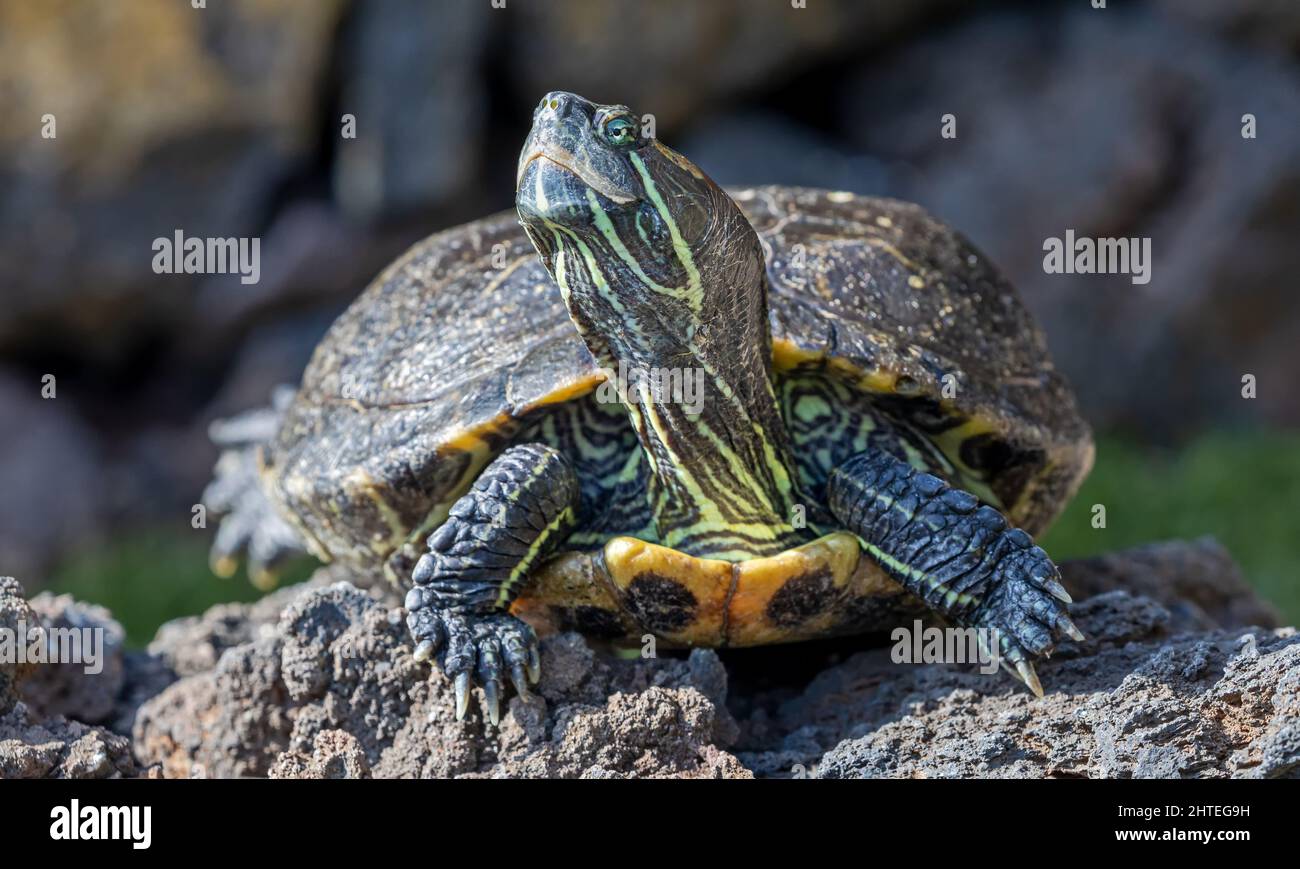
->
[205,91,1093,724]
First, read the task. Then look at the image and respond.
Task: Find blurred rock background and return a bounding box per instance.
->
[1,0,1297,638]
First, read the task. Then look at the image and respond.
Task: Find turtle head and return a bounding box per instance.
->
[516,92,647,228]
[515,91,764,348]
[517,93,804,558]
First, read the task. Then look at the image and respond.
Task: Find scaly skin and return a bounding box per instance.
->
[406,443,580,723]
[828,450,1082,694]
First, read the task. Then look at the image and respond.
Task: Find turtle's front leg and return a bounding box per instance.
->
[827,449,1082,696]
[406,443,580,723]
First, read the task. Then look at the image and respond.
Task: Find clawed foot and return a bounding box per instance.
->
[405,588,540,725]
[970,528,1084,697]
[203,387,307,588]
[402,443,579,725]
[829,450,1086,699]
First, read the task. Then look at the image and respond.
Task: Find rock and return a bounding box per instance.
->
[131,538,1294,779]
[12,538,1298,779]
[113,651,178,737]
[1235,657,1300,779]
[0,577,35,715]
[9,588,174,735]
[0,577,140,778]
[134,578,745,779]
[146,570,328,678]
[18,592,126,725]
[732,539,1295,778]
[270,729,371,780]
[746,588,1298,779]
[0,704,138,779]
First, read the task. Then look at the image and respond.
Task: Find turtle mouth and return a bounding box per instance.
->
[516,149,572,189]
[516,146,637,206]
[517,154,588,224]
[517,150,637,230]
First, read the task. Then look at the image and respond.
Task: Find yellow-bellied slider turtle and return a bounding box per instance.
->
[206,91,1092,724]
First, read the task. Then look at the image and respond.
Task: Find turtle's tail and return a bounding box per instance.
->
[202,386,307,589]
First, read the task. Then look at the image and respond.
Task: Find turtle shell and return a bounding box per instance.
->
[747,188,1091,533]
[264,187,1091,579]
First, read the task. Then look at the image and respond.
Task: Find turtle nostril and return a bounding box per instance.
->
[539,92,581,119]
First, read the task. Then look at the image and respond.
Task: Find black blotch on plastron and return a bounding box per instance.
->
[623,574,698,633]
[559,605,629,640]
[765,567,836,629]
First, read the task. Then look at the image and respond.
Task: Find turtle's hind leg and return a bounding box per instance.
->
[406,442,580,725]
[828,449,1082,696]
[203,386,308,589]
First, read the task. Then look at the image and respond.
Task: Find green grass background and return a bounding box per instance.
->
[48,430,1300,647]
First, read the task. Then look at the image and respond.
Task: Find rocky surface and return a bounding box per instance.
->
[145,568,343,679]
[19,592,126,725]
[742,591,1298,779]
[0,576,35,715]
[4,540,1298,779]
[133,582,743,779]
[0,706,140,779]
[0,577,140,778]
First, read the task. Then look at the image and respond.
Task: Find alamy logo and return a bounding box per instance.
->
[1042,230,1151,285]
[595,359,705,415]
[152,230,261,284]
[891,619,1000,674]
[0,619,104,675]
[50,800,151,850]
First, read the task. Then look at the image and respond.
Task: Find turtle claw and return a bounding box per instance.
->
[1014,660,1044,698]
[483,680,501,726]
[510,663,530,696]
[968,542,1079,696]
[405,598,539,726]
[454,672,472,720]
[1043,578,1073,604]
[1059,615,1086,642]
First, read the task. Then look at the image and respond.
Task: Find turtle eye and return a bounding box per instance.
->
[602,115,637,148]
